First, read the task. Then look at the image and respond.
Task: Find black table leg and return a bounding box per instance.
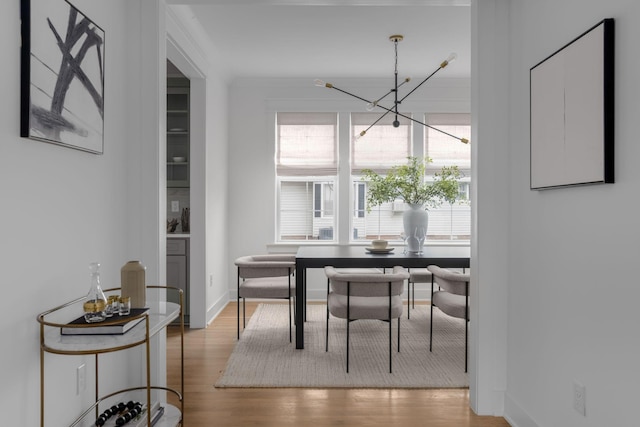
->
[295,263,305,349]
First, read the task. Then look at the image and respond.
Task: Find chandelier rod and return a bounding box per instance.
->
[326,82,469,143]
[393,36,400,127]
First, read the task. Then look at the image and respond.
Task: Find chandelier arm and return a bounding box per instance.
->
[402,114,469,143]
[399,66,443,103]
[374,89,395,105]
[329,85,373,105]
[360,109,394,136]
[371,105,469,143]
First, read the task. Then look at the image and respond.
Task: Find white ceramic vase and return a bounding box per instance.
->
[403,203,428,253]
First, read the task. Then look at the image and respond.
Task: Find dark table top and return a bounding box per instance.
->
[295,245,470,269]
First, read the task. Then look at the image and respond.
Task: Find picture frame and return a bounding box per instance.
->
[530,19,614,190]
[20,0,105,154]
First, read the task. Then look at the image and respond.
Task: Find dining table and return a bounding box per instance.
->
[294,245,471,349]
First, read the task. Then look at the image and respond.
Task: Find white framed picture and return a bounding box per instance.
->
[530,19,614,190]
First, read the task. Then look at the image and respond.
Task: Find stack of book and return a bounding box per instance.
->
[61,308,149,335]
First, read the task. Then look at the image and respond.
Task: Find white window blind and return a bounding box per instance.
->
[351,113,412,174]
[276,112,338,176]
[425,113,471,172]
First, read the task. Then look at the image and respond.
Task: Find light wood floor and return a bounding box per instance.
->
[166,302,510,427]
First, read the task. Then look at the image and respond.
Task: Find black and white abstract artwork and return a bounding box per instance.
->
[20,0,105,154]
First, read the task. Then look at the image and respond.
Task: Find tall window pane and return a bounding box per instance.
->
[350,113,412,241]
[276,113,337,241]
[425,113,471,241]
[351,113,411,174]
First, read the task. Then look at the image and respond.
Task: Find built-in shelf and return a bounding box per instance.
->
[167,86,190,189]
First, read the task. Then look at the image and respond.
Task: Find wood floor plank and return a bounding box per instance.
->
[166,302,509,427]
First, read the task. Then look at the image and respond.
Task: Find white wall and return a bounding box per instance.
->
[227,78,470,299]
[0,0,159,424]
[504,1,640,426]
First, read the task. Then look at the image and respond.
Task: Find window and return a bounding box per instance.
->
[275,111,471,243]
[351,113,412,241]
[354,182,365,219]
[314,183,334,218]
[424,113,471,240]
[276,113,337,241]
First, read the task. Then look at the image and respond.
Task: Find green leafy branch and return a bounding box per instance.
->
[361,157,461,212]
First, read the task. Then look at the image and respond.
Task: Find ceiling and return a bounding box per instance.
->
[169,2,471,80]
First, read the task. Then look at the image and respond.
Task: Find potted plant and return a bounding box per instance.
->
[362,156,461,252]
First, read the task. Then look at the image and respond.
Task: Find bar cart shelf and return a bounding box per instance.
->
[37,286,184,427]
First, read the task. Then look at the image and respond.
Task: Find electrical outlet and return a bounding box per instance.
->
[77,364,86,395]
[573,381,586,416]
[171,200,180,212]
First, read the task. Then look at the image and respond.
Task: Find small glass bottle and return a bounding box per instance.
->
[83,262,107,323]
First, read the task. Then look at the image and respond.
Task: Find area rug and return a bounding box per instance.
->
[215,303,468,388]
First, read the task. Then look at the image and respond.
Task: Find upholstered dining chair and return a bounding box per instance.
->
[406,268,432,319]
[324,266,409,373]
[235,254,296,342]
[426,265,471,372]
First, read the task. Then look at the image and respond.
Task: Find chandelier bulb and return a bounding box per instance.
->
[461,137,470,144]
[366,101,377,111]
[404,77,411,83]
[441,52,458,68]
[314,79,333,88]
[354,130,367,141]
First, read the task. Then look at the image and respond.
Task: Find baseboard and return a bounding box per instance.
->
[206,294,229,326]
[503,393,541,427]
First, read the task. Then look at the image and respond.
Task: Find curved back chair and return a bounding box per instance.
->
[235,254,296,342]
[325,266,409,373]
[426,265,471,372]
[406,268,432,319]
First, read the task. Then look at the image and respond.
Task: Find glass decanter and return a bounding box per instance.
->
[83,262,107,323]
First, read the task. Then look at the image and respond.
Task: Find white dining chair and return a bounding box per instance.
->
[235,254,296,342]
[324,266,409,373]
[427,265,471,372]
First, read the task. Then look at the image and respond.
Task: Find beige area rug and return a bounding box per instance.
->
[215,303,468,388]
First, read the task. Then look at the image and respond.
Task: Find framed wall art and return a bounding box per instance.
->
[530,18,614,190]
[20,0,105,154]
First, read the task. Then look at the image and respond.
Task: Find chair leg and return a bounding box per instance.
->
[397,317,401,352]
[407,280,412,319]
[346,317,350,373]
[326,278,330,352]
[389,316,392,373]
[237,272,241,340]
[346,283,350,373]
[288,273,292,343]
[288,297,292,343]
[465,319,468,373]
[389,282,393,373]
[430,278,434,352]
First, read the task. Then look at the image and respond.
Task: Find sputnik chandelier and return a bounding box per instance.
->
[315,35,469,144]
